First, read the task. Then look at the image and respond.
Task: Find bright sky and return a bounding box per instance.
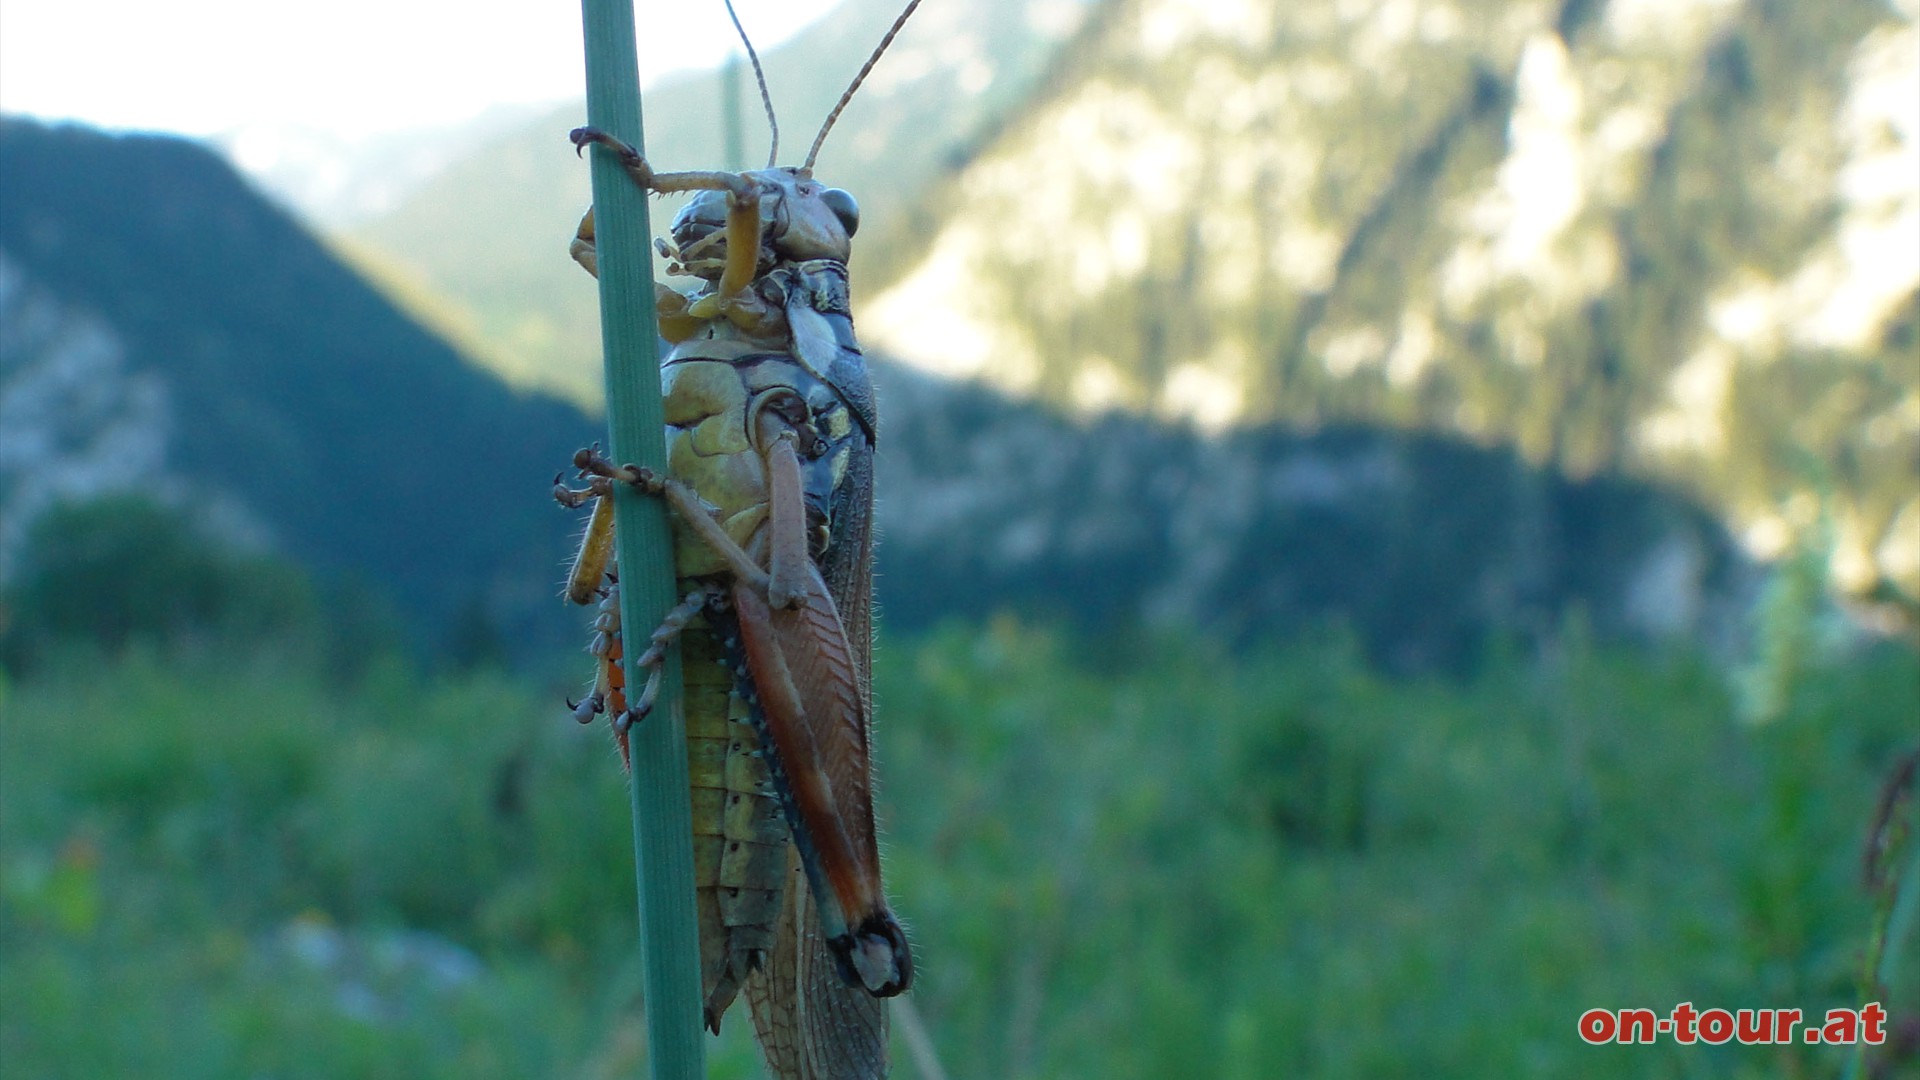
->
[0,0,841,140]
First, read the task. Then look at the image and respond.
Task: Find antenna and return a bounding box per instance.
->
[803,0,924,170]
[721,52,745,170]
[723,0,780,168]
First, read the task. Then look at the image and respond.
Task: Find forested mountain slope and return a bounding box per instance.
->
[0,119,599,654]
[862,0,1919,620]
[0,118,1759,665]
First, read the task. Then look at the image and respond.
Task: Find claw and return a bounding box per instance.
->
[570,691,604,725]
[569,126,610,156]
[625,465,663,493]
[574,448,643,487]
[570,126,652,184]
[628,666,662,722]
[556,453,617,509]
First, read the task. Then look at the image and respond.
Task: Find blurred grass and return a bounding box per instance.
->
[876,622,1915,1078]
[0,498,1913,1077]
[0,647,764,1080]
[2,615,1912,1077]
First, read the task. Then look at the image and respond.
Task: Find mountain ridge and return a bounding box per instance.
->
[0,118,600,656]
[341,0,1089,406]
[311,0,1915,624]
[859,0,1919,619]
[0,117,1768,667]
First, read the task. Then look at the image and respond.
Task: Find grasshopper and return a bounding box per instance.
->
[555,3,921,1076]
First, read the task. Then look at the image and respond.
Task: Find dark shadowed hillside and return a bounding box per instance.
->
[0,119,599,656]
[873,364,1755,669]
[3,118,1759,668]
[316,0,1917,632]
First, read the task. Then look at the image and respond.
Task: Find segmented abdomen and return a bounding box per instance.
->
[659,332,881,1048]
[683,608,790,1030]
[662,344,795,1030]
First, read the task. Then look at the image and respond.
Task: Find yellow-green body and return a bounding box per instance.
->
[567,147,894,1076]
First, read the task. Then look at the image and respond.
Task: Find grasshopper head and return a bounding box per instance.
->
[668,168,858,279]
[759,168,858,262]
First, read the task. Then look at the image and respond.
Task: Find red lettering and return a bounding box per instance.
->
[1577,1002,1876,1048]
[1698,1009,1734,1044]
[1671,1002,1698,1044]
[1862,1002,1886,1044]
[1579,1009,1616,1044]
[1618,1008,1657,1044]
[1822,1009,1858,1045]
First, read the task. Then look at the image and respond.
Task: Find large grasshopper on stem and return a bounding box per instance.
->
[554,3,921,1076]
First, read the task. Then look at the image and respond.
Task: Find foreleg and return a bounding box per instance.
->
[570,127,764,305]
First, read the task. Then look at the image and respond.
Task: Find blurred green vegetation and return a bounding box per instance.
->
[2,500,1914,1077]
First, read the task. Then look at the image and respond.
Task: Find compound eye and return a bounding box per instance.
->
[820,188,859,238]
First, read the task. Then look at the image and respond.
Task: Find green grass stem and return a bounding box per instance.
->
[576,2,706,1076]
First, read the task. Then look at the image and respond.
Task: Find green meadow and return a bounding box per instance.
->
[3,503,1912,1078]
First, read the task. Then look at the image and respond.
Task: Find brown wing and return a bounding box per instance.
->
[746,850,889,1080]
[745,405,892,1079]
